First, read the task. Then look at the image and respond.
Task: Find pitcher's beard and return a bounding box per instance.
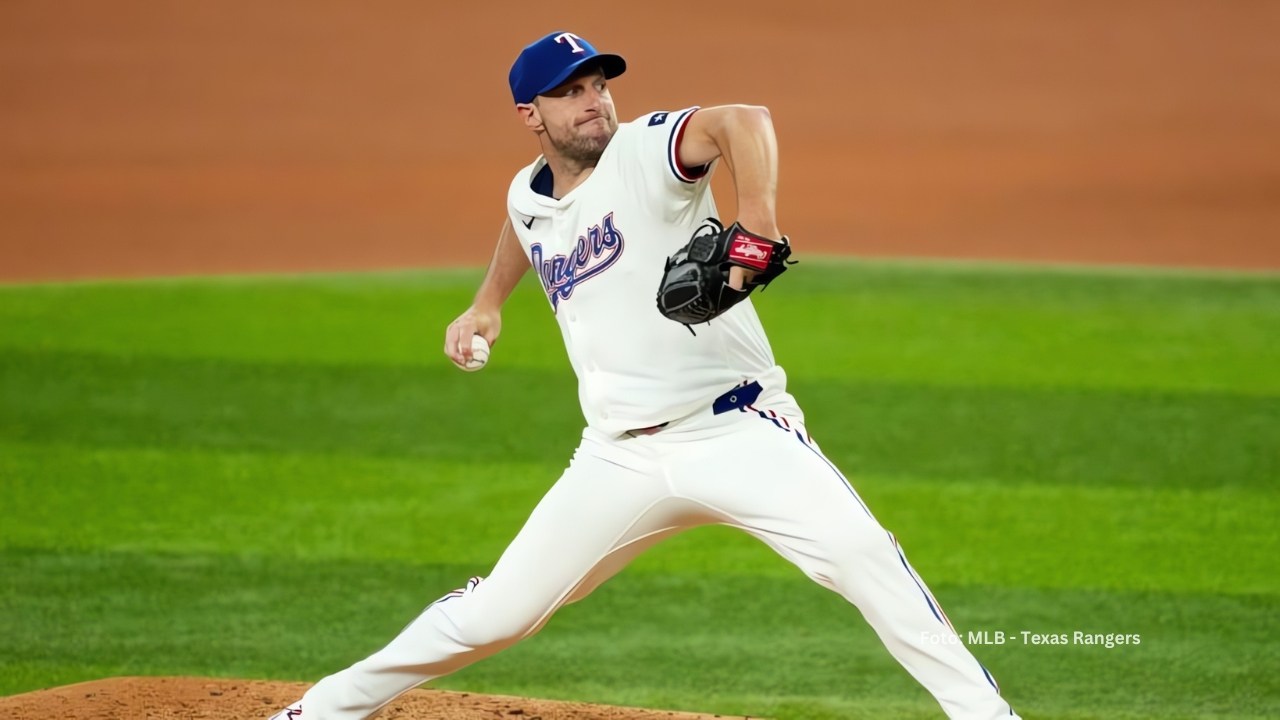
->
[550,124,613,166]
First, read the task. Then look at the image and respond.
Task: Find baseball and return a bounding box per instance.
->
[455,334,490,372]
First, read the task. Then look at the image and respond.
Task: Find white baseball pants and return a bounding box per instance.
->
[280,382,1019,719]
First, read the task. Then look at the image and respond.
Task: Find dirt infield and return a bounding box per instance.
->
[2,0,1278,282]
[0,677,755,720]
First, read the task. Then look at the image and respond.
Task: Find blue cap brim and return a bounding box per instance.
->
[526,54,626,102]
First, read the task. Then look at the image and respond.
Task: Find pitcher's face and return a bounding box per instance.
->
[521,67,617,165]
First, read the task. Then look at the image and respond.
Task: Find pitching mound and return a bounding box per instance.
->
[0,677,755,720]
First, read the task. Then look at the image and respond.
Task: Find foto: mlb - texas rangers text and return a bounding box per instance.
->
[922,631,1142,648]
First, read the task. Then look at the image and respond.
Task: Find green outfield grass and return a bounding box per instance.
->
[1,261,1277,719]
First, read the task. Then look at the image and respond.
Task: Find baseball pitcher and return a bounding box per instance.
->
[270,31,1020,720]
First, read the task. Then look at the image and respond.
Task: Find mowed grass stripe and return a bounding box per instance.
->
[793,379,1278,492]
[0,272,565,368]
[1,263,1276,395]
[1,349,1273,489]
[843,479,1280,595]
[0,443,560,566]
[0,350,583,464]
[2,442,1274,594]
[763,262,1280,396]
[634,482,1279,595]
[1,549,1274,718]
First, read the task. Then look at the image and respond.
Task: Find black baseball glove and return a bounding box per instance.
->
[656,219,795,331]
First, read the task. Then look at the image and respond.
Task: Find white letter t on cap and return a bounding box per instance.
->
[555,32,586,53]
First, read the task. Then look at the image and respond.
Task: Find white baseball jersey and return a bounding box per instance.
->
[508,107,783,436]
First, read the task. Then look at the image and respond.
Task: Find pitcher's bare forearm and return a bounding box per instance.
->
[444,217,530,363]
[475,217,532,311]
[679,105,780,239]
[678,105,781,289]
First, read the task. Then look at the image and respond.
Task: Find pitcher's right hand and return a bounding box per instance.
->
[445,307,501,366]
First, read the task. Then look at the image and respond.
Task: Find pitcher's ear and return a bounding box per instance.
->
[516,101,543,132]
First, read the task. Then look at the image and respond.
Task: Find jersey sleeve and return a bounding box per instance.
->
[656,107,711,186]
[616,107,715,208]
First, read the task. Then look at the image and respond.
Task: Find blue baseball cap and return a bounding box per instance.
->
[509,31,626,104]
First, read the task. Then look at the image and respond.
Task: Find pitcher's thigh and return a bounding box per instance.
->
[675,413,888,586]
[449,450,688,643]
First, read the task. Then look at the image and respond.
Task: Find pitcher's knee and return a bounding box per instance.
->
[433,576,551,650]
[807,524,897,586]
[450,618,531,650]
[448,605,543,649]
